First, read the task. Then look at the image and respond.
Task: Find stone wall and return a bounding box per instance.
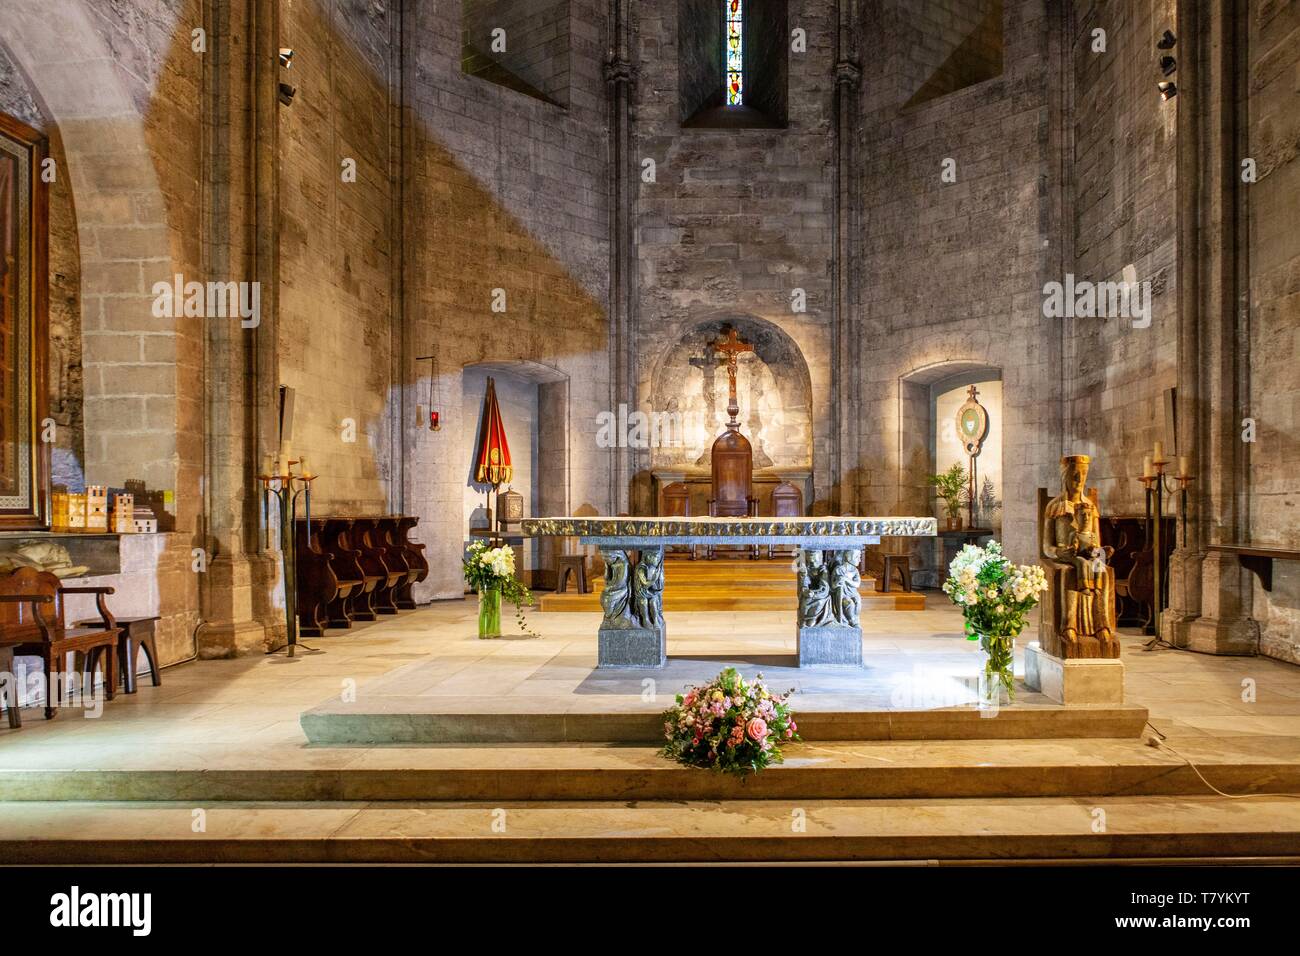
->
[631,0,837,513]
[858,0,1058,566]
[1065,0,1178,514]
[277,0,398,514]
[403,0,612,599]
[1246,0,1300,664]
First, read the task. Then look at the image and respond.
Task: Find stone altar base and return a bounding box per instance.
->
[598,624,666,668]
[1023,641,1125,705]
[797,624,863,666]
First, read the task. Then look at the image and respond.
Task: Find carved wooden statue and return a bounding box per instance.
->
[1039,455,1118,659]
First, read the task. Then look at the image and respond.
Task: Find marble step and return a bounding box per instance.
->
[299,696,1149,744]
[3,795,1299,863]
[3,738,1297,803]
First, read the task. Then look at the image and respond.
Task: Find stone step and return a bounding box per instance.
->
[3,795,1299,863]
[3,739,1296,803]
[298,698,1150,744]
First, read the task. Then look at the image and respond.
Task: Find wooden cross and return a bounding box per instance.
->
[712,326,753,426]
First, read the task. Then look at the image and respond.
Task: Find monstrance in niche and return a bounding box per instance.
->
[0,112,49,529]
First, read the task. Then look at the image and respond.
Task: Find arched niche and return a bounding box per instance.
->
[898,360,1003,583]
[644,316,813,516]
[460,359,569,588]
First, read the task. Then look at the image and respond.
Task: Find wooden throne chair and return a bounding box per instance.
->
[765,480,803,559]
[661,481,695,560]
[707,428,757,559]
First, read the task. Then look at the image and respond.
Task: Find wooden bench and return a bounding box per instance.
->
[0,567,119,721]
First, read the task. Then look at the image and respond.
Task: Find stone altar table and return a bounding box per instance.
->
[522,516,937,667]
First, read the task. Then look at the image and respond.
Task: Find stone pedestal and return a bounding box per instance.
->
[797,625,863,666]
[598,624,666,668]
[1023,641,1125,704]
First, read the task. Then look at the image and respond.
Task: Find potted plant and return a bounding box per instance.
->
[462,540,534,638]
[942,541,1048,708]
[929,462,968,530]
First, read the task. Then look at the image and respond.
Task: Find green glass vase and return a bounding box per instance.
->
[477,586,502,639]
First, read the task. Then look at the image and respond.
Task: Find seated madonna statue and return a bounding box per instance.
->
[1039,455,1118,659]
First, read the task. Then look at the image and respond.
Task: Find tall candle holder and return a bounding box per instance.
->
[1137,448,1193,648]
[258,456,317,657]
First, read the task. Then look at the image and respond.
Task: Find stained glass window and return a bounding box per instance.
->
[725,0,743,105]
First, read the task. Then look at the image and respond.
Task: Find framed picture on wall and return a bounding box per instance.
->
[0,111,50,529]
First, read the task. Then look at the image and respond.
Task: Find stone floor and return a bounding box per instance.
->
[1,597,1298,862]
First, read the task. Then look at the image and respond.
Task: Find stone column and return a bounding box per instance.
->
[832,2,862,513]
[605,0,635,515]
[195,0,280,656]
[1165,0,1258,655]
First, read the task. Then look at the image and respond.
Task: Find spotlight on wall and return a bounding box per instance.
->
[278,82,297,106]
[279,48,294,68]
[1156,30,1177,50]
[1158,81,1177,101]
[1160,55,1177,77]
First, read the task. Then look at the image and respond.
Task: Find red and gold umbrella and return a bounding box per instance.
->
[473,376,513,488]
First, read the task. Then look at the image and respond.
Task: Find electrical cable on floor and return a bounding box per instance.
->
[1144,721,1300,799]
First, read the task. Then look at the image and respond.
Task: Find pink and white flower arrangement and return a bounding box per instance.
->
[660,667,799,775]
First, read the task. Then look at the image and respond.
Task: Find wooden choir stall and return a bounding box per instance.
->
[295,515,429,637]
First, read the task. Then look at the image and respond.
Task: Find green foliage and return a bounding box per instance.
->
[929,462,968,518]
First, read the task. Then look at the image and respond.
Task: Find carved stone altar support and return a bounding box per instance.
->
[597,546,665,667]
[796,548,863,666]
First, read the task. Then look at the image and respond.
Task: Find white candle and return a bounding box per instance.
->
[298,456,311,477]
[1142,455,1154,478]
[1177,455,1189,478]
[1153,441,1164,461]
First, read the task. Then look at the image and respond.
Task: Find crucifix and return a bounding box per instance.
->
[711,326,753,429]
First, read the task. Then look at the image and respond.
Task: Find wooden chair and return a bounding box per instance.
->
[862,546,913,592]
[765,481,803,559]
[0,567,119,719]
[661,481,695,560]
[555,554,590,593]
[707,429,757,559]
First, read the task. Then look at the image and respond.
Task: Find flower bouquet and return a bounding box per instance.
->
[660,667,799,775]
[462,540,534,638]
[942,541,1047,705]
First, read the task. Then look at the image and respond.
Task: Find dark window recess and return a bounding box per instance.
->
[901,0,1004,110]
[680,0,788,129]
[461,0,571,108]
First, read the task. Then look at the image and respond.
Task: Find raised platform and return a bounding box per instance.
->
[539,558,926,612]
[300,636,1147,745]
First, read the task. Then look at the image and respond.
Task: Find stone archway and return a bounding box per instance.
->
[0,0,178,492]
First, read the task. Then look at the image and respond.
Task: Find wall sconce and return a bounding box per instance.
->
[1158,81,1177,101]
[415,353,442,431]
[279,48,295,68]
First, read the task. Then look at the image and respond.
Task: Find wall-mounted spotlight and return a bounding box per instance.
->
[279,48,295,68]
[1158,81,1177,101]
[1160,55,1177,77]
[278,82,297,106]
[1156,30,1176,50]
